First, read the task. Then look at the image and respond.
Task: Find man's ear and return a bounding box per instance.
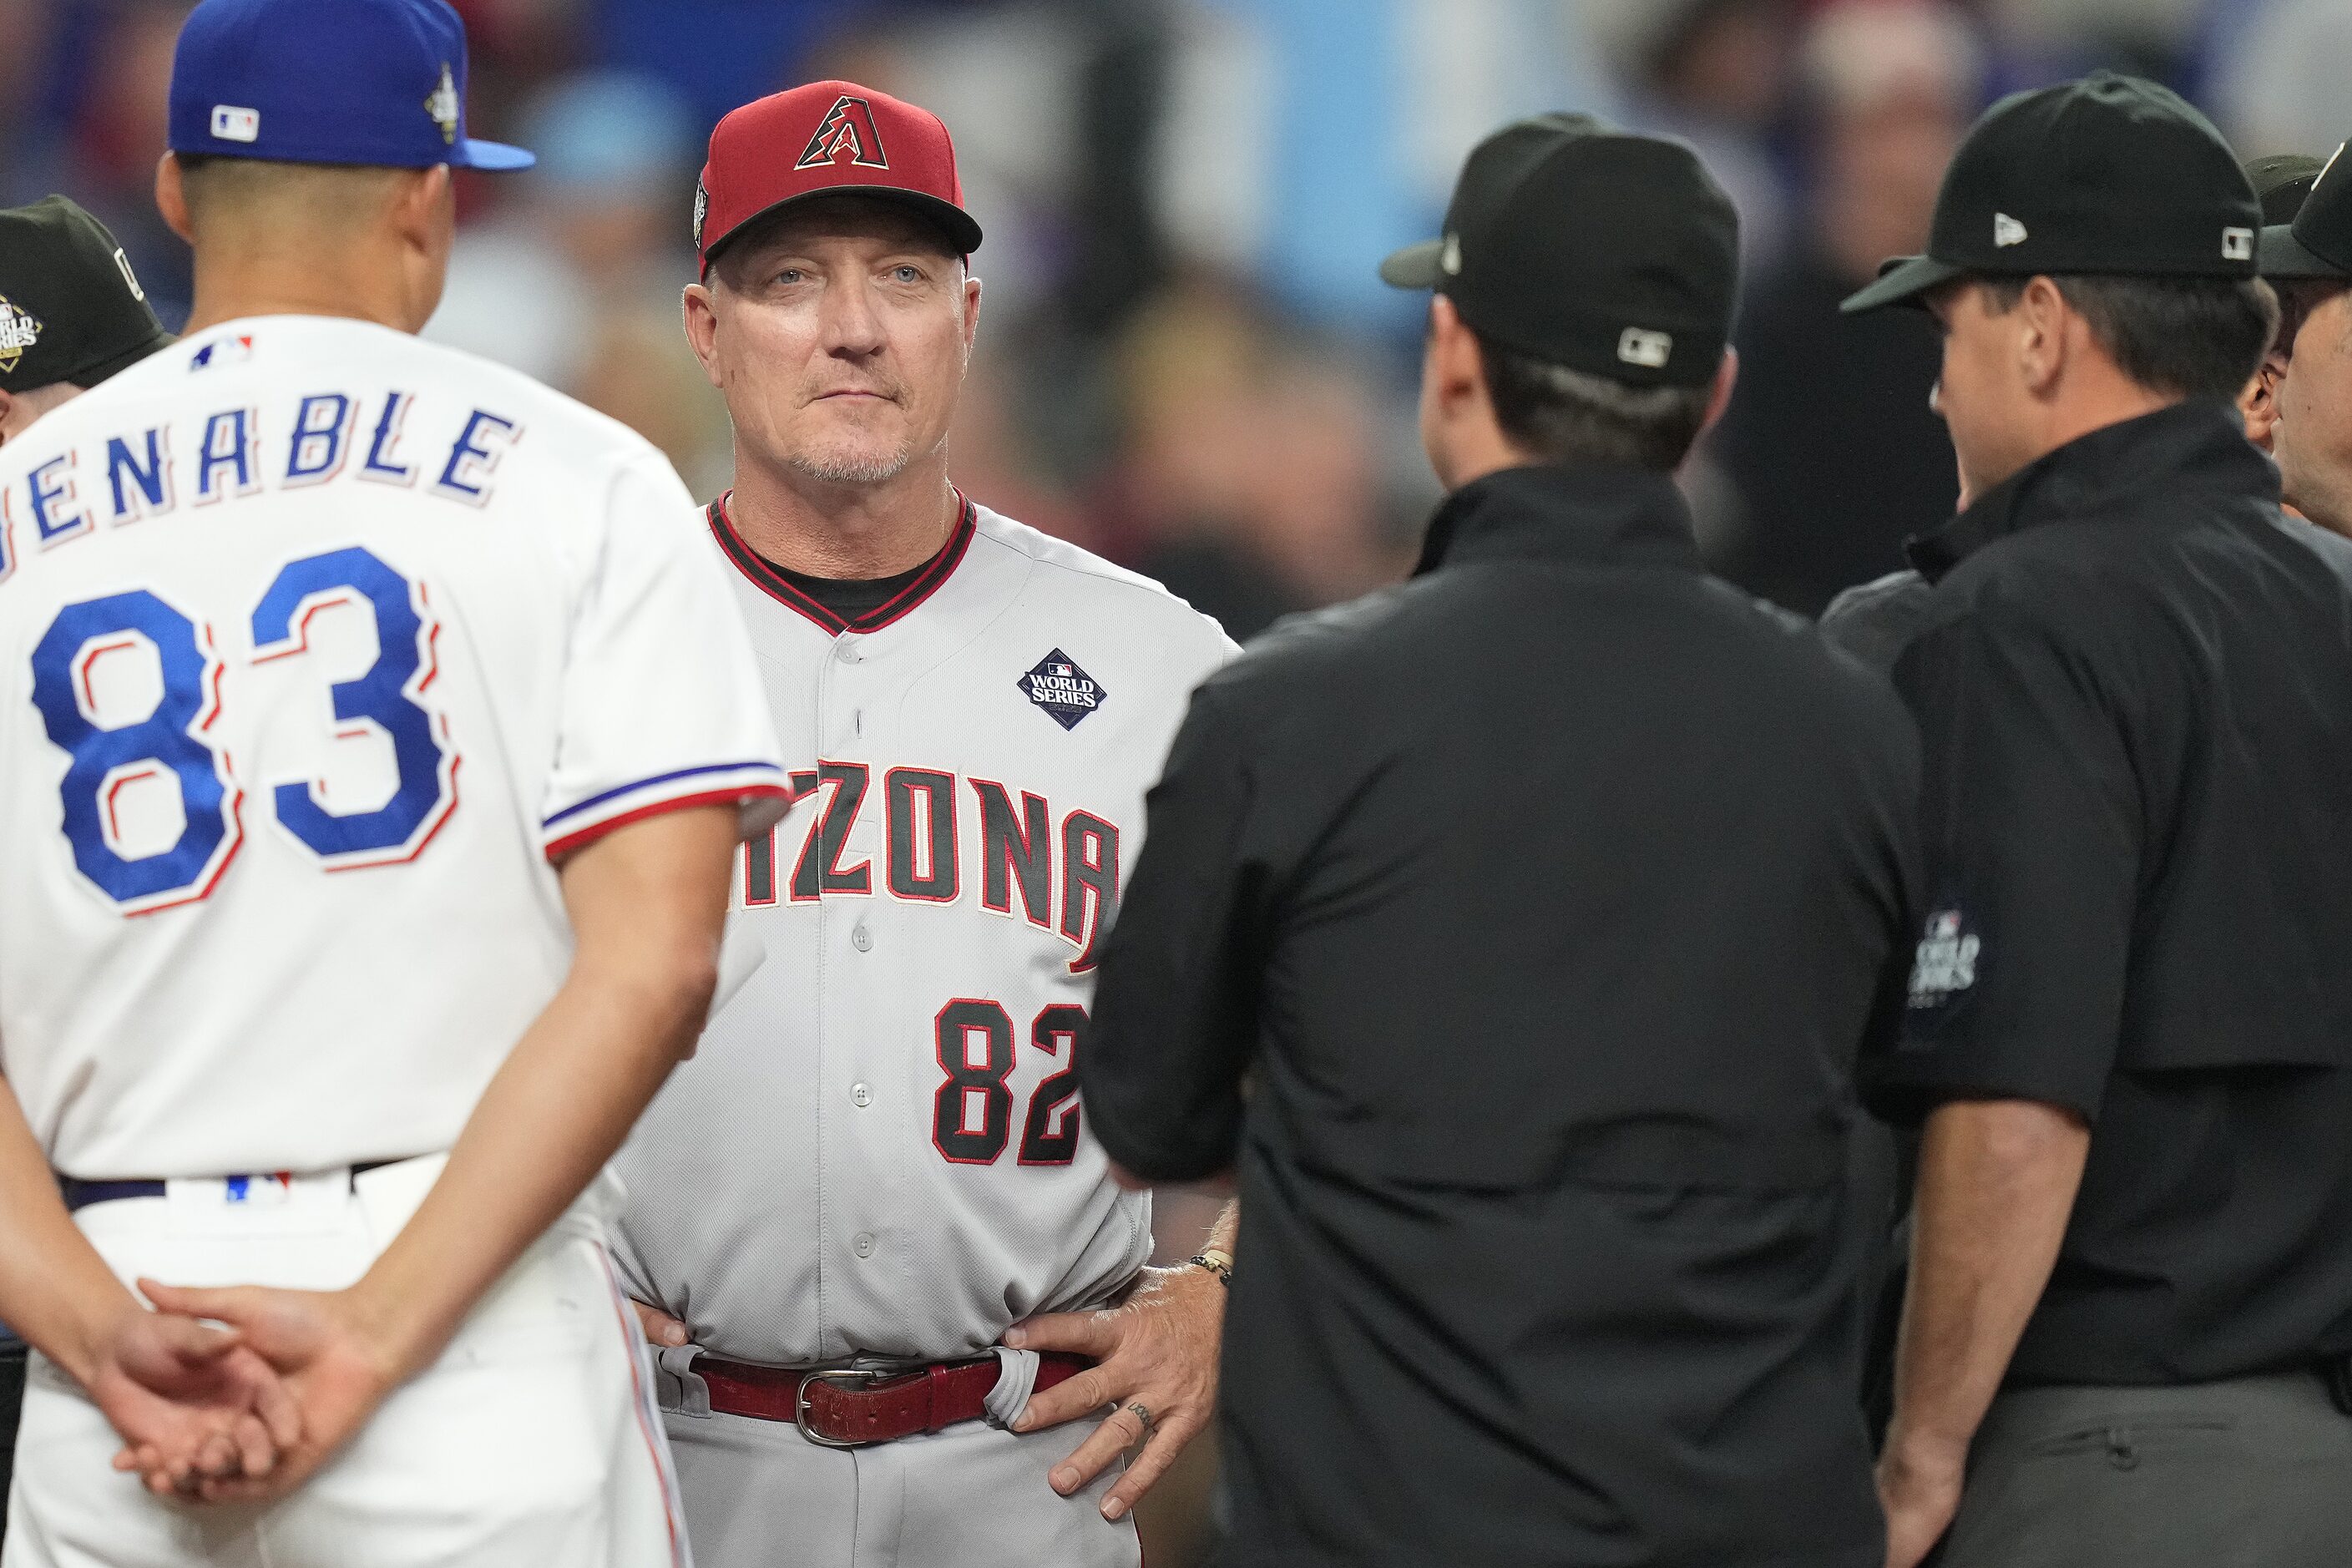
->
[2242,350,2289,453]
[960,269,983,364]
[389,164,453,251]
[1694,346,1738,451]
[156,153,195,244]
[1429,296,1485,418]
[2015,275,2071,397]
[681,281,725,390]
[0,386,18,445]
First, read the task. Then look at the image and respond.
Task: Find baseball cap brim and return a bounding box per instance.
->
[704,186,984,271]
[2257,222,2347,281]
[1378,239,1446,289]
[1839,253,1966,314]
[451,138,535,172]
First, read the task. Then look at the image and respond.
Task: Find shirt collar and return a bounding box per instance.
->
[1414,463,1703,578]
[1906,401,2277,583]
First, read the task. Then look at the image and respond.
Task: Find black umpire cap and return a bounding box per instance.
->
[1843,71,2260,314]
[1378,113,1738,389]
[2259,144,2352,281]
[0,197,173,390]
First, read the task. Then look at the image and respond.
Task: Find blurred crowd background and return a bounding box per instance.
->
[4,0,2347,1558]
[7,0,2348,632]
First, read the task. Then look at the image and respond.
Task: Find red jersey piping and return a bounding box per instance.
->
[706,489,979,637]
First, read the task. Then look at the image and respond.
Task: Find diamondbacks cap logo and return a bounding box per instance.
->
[1019,649,1106,731]
[0,296,43,375]
[1617,327,1672,369]
[797,94,890,171]
[425,63,461,146]
[1993,212,2028,249]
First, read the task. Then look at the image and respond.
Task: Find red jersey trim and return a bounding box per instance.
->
[706,490,979,637]
[544,782,793,862]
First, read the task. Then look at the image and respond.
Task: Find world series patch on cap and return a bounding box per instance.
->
[0,197,172,390]
[168,0,532,172]
[695,79,984,276]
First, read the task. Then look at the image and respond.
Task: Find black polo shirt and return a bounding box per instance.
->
[1856,401,2352,1388]
[1080,463,1918,1568]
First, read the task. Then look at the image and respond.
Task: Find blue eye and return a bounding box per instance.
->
[893,266,923,284]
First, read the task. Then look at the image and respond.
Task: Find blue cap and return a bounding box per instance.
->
[169,0,534,172]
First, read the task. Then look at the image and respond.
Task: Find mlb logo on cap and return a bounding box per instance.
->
[695,79,983,276]
[169,0,532,173]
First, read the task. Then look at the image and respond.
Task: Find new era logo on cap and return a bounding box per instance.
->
[210,105,260,143]
[1994,212,2028,248]
[2223,226,2253,260]
[796,94,889,171]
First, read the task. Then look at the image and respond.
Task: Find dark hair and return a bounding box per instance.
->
[2269,277,2347,362]
[1475,334,1714,470]
[1980,274,2279,402]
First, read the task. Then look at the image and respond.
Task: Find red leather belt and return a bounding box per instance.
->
[695,1351,1091,1448]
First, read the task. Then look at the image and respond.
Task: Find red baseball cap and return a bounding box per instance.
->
[694,79,984,275]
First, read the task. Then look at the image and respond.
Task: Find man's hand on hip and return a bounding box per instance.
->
[632,1299,690,1349]
[1002,1262,1224,1521]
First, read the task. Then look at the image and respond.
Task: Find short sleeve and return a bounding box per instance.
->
[1862,597,2141,1122]
[539,456,791,859]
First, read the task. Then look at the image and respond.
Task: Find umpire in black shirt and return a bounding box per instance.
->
[1077,115,1920,1568]
[1840,75,2352,1568]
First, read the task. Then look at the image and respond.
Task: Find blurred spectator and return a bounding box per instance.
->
[425,69,733,491]
[1712,0,1978,614]
[2213,0,2352,159]
[1098,277,1415,640]
[6,1,195,326]
[1586,0,1798,263]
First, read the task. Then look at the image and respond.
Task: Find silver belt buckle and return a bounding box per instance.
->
[795,1366,893,1449]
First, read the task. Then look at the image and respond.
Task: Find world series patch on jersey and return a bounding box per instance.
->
[612,495,1234,1365]
[0,315,791,1181]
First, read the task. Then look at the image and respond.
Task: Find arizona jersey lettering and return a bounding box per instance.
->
[613,498,1233,1363]
[0,316,790,1179]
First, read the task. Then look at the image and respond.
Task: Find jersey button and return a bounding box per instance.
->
[851,923,873,952]
[852,1232,876,1258]
[850,1082,872,1108]
[836,640,863,665]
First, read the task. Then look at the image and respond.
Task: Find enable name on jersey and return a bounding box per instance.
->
[3,363,519,567]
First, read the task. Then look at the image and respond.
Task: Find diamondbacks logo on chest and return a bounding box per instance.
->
[1019,650,1106,731]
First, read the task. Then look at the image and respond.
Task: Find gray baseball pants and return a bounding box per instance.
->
[1938,1370,2352,1568]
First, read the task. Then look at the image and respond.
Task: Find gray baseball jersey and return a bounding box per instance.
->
[613,496,1233,1365]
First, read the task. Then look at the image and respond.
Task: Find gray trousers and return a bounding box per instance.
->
[1940,1371,2352,1568]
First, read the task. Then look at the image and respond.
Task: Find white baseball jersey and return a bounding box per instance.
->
[0,314,790,1180]
[614,496,1232,1364]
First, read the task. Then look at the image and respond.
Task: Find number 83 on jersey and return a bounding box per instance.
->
[28,544,457,913]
